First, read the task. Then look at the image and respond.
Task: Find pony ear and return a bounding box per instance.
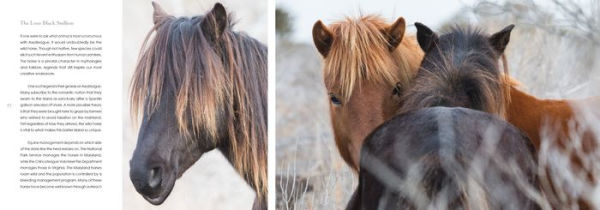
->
[201,3,229,43]
[312,20,334,57]
[489,24,515,55]
[415,22,438,53]
[384,17,406,51]
[152,1,169,25]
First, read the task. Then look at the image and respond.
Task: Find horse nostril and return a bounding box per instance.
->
[148,167,162,189]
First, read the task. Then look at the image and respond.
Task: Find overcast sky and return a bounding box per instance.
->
[278,0,477,43]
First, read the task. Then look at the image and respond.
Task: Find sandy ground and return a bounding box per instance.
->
[122,0,266,209]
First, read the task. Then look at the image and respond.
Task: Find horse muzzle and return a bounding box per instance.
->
[130,159,176,205]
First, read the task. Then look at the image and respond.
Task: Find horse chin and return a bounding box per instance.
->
[143,172,176,205]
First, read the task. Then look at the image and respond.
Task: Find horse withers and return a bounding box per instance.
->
[129,2,267,209]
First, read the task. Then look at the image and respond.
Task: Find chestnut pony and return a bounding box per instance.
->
[507,87,600,152]
[507,68,600,209]
[312,16,422,171]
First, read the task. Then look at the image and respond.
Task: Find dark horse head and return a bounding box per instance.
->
[129,2,267,207]
[399,22,514,117]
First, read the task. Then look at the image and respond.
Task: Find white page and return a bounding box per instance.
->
[0,0,121,209]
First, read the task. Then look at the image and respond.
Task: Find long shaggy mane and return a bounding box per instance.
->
[130,9,268,198]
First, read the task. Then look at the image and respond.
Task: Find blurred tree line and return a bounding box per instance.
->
[276,7,294,39]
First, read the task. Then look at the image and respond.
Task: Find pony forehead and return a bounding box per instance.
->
[322,15,400,102]
[434,26,504,55]
[424,27,501,72]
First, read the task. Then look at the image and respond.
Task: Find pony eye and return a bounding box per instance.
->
[392,83,402,96]
[329,93,342,106]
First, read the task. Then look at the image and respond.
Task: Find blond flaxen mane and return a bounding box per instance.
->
[323,15,422,102]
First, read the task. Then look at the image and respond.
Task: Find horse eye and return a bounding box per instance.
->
[392,83,402,96]
[329,93,342,106]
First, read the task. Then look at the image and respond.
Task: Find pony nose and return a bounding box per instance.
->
[129,159,166,197]
[148,166,162,189]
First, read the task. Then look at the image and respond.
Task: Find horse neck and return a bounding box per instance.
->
[218,140,256,173]
[215,35,268,199]
[507,86,574,149]
[216,140,266,206]
[216,134,265,193]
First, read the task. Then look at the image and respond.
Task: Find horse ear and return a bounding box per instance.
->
[152,1,169,25]
[201,3,229,43]
[312,20,334,57]
[384,17,406,51]
[415,22,438,53]
[489,24,515,55]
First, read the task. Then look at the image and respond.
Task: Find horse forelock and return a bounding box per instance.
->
[323,15,415,102]
[130,10,267,199]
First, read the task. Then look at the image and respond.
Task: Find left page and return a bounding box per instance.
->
[0,0,122,209]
